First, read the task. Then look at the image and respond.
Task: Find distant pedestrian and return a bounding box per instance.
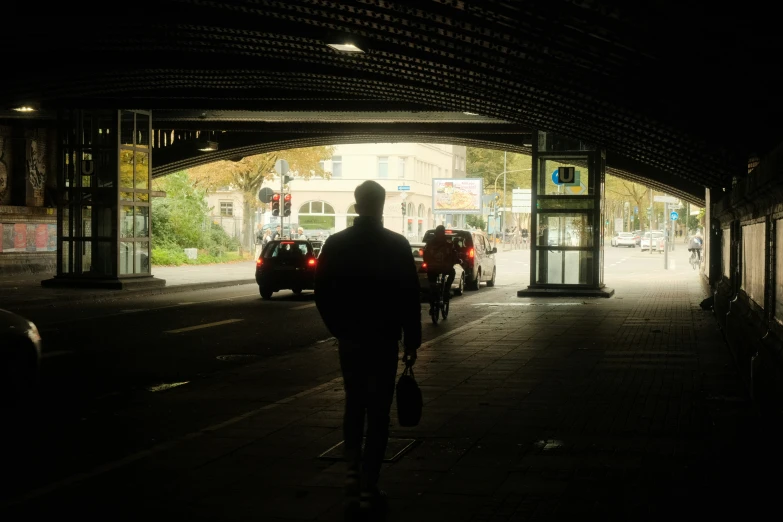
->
[314,180,421,520]
[254,224,264,258]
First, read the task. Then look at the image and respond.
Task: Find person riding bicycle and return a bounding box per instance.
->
[423,225,460,312]
[688,234,703,263]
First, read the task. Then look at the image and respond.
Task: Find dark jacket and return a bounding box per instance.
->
[314,216,422,349]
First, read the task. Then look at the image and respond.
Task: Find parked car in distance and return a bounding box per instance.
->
[612,232,636,248]
[410,242,465,296]
[421,228,496,290]
[640,232,665,252]
[632,230,642,245]
[255,240,318,299]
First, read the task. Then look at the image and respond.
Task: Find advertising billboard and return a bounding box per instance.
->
[432,178,483,214]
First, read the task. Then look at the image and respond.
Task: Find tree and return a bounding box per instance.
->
[467,148,532,206]
[605,176,650,232]
[188,145,335,249]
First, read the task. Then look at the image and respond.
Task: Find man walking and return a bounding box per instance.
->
[314,180,421,520]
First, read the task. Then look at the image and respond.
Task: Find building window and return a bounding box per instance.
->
[332,156,342,178]
[347,203,359,227]
[298,200,336,233]
[398,157,406,178]
[742,222,765,308]
[220,201,234,217]
[378,156,389,178]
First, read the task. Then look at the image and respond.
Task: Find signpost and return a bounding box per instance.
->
[398,185,410,191]
[511,188,531,213]
[274,159,290,236]
[670,211,679,221]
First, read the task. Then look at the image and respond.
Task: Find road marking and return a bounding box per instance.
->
[4,312,498,508]
[40,350,74,359]
[474,302,582,307]
[147,381,190,392]
[165,318,243,334]
[291,303,316,310]
[39,293,258,329]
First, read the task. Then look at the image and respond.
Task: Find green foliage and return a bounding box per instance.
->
[466,148,532,206]
[466,215,486,230]
[150,171,242,265]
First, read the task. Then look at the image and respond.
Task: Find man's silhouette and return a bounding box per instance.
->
[315,180,421,519]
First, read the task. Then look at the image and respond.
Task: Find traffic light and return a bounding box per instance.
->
[401,203,406,215]
[283,193,292,217]
[271,193,280,216]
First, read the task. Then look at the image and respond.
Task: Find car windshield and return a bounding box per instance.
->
[410,245,424,258]
[265,241,310,257]
[619,233,633,237]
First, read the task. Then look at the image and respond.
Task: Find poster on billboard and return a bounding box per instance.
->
[432,178,483,214]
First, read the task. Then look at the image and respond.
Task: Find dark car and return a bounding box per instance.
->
[1,309,42,409]
[255,240,318,299]
[421,228,497,290]
[410,242,465,296]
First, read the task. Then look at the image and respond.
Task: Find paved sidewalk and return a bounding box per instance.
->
[2,267,779,521]
[0,261,257,308]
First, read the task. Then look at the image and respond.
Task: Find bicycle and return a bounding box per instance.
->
[689,249,700,270]
[429,272,451,325]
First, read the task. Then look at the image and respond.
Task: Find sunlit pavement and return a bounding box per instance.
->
[1,244,779,522]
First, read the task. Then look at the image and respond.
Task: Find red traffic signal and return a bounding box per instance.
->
[284,193,291,201]
[272,193,281,201]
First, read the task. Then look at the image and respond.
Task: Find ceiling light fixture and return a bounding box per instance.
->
[463,112,479,116]
[327,43,364,53]
[11,105,37,112]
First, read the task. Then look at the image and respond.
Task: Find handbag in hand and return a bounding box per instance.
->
[395,364,422,427]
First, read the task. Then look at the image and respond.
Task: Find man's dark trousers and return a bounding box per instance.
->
[338,339,399,489]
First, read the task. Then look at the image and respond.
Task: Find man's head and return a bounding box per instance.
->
[298,227,304,234]
[354,180,386,218]
[434,224,446,239]
[257,223,262,230]
[276,226,281,232]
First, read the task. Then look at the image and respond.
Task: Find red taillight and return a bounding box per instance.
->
[281,241,294,244]
[307,258,316,267]
[422,262,428,269]
[419,249,424,257]
[468,248,475,259]
[256,257,263,267]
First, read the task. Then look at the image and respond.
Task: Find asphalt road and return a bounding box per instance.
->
[1,242,696,505]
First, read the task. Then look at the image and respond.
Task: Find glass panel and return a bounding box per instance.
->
[298,203,310,214]
[324,203,335,214]
[120,241,133,275]
[134,151,149,189]
[298,215,336,232]
[81,175,92,188]
[93,241,112,276]
[119,150,134,188]
[135,193,149,202]
[96,206,113,238]
[134,206,149,237]
[61,240,71,274]
[81,206,93,238]
[537,213,593,247]
[95,112,116,147]
[312,201,323,214]
[776,223,783,322]
[537,199,594,210]
[121,206,134,237]
[61,207,70,237]
[81,240,92,274]
[378,157,389,178]
[120,111,135,146]
[742,223,765,308]
[536,249,594,285]
[82,113,94,146]
[135,241,150,274]
[96,149,115,188]
[538,159,591,196]
[723,228,731,279]
[121,192,134,201]
[136,112,150,147]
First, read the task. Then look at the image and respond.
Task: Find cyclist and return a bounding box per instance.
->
[688,233,703,263]
[423,225,460,313]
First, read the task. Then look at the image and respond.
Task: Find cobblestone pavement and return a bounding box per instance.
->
[2,267,780,521]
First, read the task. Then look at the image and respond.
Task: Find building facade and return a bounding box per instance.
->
[256,143,467,241]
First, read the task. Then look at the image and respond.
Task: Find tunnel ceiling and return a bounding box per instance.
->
[4,0,781,196]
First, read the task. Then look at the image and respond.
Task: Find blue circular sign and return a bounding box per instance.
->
[551,169,560,185]
[670,211,679,221]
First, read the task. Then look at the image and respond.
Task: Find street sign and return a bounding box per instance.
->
[258,187,275,203]
[654,195,679,204]
[512,188,531,213]
[670,211,679,221]
[397,186,410,191]
[274,159,289,176]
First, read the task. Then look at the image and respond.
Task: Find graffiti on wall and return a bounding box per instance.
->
[0,223,56,252]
